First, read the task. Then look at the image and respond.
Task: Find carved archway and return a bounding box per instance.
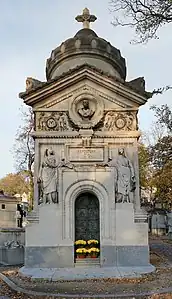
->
[63,180,111,242]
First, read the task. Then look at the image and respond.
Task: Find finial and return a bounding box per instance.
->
[75,8,97,29]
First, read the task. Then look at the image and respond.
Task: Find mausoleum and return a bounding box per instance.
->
[0,190,20,228]
[19,8,154,278]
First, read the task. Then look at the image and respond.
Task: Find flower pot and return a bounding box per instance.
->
[77,255,86,259]
[91,254,98,258]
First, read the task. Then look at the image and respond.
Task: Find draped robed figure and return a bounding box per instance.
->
[114,148,136,203]
[38,148,58,204]
[38,148,74,204]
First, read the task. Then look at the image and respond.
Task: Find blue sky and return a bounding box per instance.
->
[0,0,172,178]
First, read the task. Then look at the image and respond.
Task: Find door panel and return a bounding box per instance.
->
[75,192,100,241]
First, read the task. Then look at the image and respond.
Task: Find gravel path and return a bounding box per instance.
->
[150,243,172,263]
[0,282,11,299]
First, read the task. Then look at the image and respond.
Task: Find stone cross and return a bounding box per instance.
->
[75,8,97,29]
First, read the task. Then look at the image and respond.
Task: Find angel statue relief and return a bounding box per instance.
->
[37,148,73,204]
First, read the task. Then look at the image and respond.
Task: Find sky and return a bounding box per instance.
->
[0,0,172,178]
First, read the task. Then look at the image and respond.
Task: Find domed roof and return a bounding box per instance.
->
[74,28,98,38]
[46,8,126,81]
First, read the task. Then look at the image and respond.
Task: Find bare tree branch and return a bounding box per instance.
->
[110,0,172,43]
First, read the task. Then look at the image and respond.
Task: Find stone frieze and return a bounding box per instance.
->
[36,111,74,131]
[100,111,138,131]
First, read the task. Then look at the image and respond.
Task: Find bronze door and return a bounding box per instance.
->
[75,192,100,241]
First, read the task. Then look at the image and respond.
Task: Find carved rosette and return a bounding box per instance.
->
[36,111,73,131]
[102,111,138,131]
[69,92,104,129]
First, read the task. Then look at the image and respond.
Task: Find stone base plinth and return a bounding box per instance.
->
[25,244,150,268]
[25,246,74,268]
[1,247,24,265]
[19,264,155,281]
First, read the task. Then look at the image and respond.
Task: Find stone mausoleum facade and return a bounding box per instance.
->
[19,9,153,273]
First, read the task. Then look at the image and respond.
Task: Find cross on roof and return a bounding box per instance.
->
[75,8,97,29]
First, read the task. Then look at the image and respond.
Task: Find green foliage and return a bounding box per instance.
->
[151,161,172,205]
[149,135,172,170]
[138,143,150,188]
[137,105,172,206]
[146,105,172,205]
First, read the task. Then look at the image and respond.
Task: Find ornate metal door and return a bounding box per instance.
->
[75,192,100,241]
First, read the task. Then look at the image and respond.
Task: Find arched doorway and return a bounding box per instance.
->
[75,192,100,241]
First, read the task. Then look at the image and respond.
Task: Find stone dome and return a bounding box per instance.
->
[46,9,126,81]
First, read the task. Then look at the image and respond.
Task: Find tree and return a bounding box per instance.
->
[142,122,166,147]
[149,135,172,169]
[138,143,150,188]
[110,0,172,43]
[149,159,172,207]
[147,130,172,207]
[151,104,172,132]
[0,172,30,197]
[139,111,172,207]
[13,106,34,208]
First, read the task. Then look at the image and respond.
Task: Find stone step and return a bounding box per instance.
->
[75,258,100,267]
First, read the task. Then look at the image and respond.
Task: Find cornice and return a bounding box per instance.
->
[32,130,140,139]
[94,131,141,138]
[20,69,148,108]
[19,64,150,108]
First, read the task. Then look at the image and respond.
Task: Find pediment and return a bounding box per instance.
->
[35,84,133,111]
[35,83,138,133]
[20,64,148,113]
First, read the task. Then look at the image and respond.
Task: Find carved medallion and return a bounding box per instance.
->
[46,117,57,129]
[69,92,104,129]
[115,115,127,129]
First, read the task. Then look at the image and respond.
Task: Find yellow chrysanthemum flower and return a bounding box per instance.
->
[76,248,87,254]
[75,240,86,245]
[87,247,100,253]
[87,239,99,245]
